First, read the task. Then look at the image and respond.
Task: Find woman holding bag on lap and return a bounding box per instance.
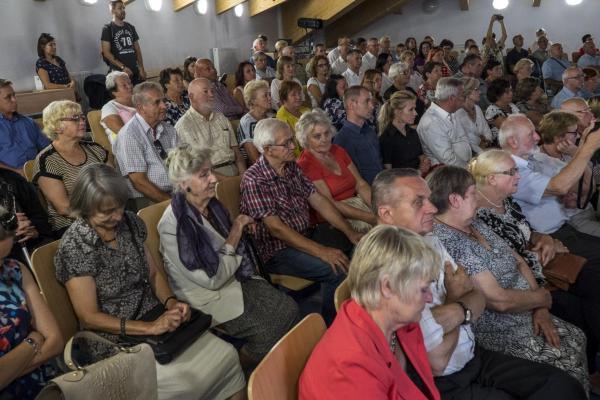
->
[54,164,246,400]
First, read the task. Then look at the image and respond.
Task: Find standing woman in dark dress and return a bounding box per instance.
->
[378,90,430,176]
[35,33,76,90]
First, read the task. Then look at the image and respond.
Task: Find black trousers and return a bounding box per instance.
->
[434,347,586,399]
[550,223,600,371]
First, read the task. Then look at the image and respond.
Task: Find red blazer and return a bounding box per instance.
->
[299,300,440,400]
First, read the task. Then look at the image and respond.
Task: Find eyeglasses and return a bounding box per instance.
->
[565,130,578,135]
[317,63,329,68]
[493,167,519,176]
[60,114,86,122]
[269,138,295,148]
[566,75,584,80]
[153,139,168,160]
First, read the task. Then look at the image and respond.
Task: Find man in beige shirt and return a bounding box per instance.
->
[175,78,246,178]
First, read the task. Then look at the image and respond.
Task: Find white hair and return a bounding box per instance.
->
[498,114,530,148]
[105,71,128,92]
[388,62,410,81]
[435,77,463,102]
[562,66,581,84]
[253,118,290,153]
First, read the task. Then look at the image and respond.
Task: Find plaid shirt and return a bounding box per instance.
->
[240,155,315,262]
[114,114,178,198]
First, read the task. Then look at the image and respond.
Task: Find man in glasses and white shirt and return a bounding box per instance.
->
[114,82,178,211]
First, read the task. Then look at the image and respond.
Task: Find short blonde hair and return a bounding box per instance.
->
[42,100,82,140]
[461,76,480,97]
[348,224,440,310]
[295,110,335,148]
[276,56,294,80]
[467,149,513,187]
[243,79,269,108]
[166,145,212,189]
[513,58,534,75]
[538,111,579,144]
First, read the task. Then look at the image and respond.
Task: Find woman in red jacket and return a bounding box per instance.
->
[300,225,441,400]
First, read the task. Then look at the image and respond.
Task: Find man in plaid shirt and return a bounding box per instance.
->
[240,118,362,324]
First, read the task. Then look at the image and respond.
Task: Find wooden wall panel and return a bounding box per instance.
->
[216,0,245,14]
[249,0,287,16]
[172,0,196,11]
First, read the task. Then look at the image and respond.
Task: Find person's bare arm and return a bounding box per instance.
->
[428,328,459,376]
[471,270,551,313]
[101,41,133,77]
[37,68,70,90]
[133,41,146,80]
[308,192,362,245]
[102,115,125,136]
[243,142,261,164]
[545,129,600,195]
[498,19,507,47]
[232,146,246,174]
[307,83,323,106]
[0,163,25,177]
[312,180,376,225]
[128,172,171,202]
[37,176,71,216]
[348,162,372,207]
[232,88,246,109]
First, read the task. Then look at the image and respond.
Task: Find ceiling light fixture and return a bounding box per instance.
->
[145,0,163,12]
[234,3,244,17]
[565,0,582,5]
[195,0,208,14]
[492,0,509,10]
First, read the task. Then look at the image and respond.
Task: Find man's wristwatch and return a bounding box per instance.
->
[456,301,472,325]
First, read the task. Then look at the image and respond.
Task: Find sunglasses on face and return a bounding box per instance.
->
[493,167,519,176]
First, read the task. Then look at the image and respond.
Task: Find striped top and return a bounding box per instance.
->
[33,141,108,232]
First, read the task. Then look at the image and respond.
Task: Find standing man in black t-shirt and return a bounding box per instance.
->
[101,0,146,84]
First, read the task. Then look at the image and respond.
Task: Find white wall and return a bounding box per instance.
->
[354,0,595,53]
[0,0,280,90]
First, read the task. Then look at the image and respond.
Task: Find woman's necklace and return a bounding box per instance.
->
[390,332,398,354]
[477,189,503,208]
[434,217,478,241]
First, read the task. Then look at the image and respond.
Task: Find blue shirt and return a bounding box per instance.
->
[511,153,569,234]
[0,113,51,168]
[550,86,586,108]
[577,54,600,68]
[332,119,382,184]
[542,57,569,82]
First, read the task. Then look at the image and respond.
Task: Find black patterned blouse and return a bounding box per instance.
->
[55,211,160,349]
[476,197,546,286]
[35,57,70,85]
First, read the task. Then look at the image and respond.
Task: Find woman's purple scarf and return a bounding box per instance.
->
[171,192,254,281]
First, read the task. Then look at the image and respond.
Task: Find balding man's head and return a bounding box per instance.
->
[188,78,215,116]
[550,43,563,58]
[194,59,218,81]
[498,114,540,158]
[562,67,584,90]
[561,97,594,128]
[281,46,295,60]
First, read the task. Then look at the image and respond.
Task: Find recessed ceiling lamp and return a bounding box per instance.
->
[195,0,208,14]
[79,0,98,5]
[565,0,582,5]
[492,0,509,10]
[234,3,244,17]
[145,0,162,12]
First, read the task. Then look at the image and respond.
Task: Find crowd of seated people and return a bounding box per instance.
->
[3,4,600,397]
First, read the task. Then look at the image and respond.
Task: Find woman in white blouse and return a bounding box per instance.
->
[306,55,329,108]
[454,77,493,154]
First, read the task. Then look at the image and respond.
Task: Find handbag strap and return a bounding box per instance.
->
[64,331,142,371]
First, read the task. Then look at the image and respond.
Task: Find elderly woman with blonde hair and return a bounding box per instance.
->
[300,225,441,399]
[237,79,274,165]
[471,148,600,391]
[296,110,375,233]
[454,76,493,154]
[33,100,111,236]
[513,58,534,85]
[158,144,298,369]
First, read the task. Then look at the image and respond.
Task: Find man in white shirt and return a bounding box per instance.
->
[361,38,379,72]
[328,36,350,66]
[578,41,600,71]
[342,50,363,87]
[371,168,584,399]
[417,77,471,167]
[331,41,351,76]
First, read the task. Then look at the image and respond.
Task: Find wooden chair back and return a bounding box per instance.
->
[215,175,242,219]
[30,240,79,342]
[248,313,326,400]
[87,110,113,157]
[334,278,350,311]
[23,160,36,182]
[137,200,170,270]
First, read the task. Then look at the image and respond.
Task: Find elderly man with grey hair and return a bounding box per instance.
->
[175,78,246,179]
[417,77,471,167]
[551,67,587,109]
[370,167,584,399]
[250,37,276,69]
[240,118,363,325]
[114,81,178,211]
